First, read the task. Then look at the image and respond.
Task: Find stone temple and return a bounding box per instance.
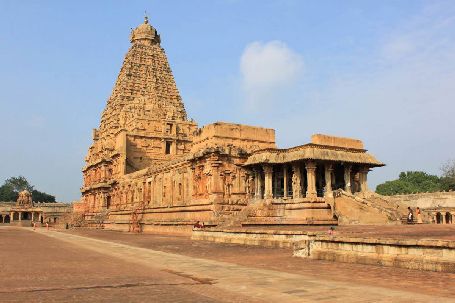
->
[78,17,401,233]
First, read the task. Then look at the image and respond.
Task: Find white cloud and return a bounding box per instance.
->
[240,41,303,109]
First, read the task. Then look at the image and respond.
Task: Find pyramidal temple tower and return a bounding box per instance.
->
[83,17,197,189]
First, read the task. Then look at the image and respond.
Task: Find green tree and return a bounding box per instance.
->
[376,171,443,196]
[0,176,56,202]
[0,183,17,201]
[32,189,56,203]
[4,176,34,193]
[440,159,455,191]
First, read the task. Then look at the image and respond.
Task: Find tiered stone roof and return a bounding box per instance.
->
[97,16,188,140]
[85,17,190,165]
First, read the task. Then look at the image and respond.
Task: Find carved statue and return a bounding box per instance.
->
[17,190,33,207]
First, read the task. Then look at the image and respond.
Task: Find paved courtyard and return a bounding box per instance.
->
[1,226,454,302]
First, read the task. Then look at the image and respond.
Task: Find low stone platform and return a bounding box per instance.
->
[192,225,455,272]
[294,235,455,273]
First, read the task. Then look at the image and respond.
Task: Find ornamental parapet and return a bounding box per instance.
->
[81,181,116,193]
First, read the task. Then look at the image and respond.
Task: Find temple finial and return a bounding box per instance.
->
[144,11,149,24]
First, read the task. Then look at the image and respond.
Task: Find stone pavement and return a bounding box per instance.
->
[2,226,455,302]
[37,228,455,302]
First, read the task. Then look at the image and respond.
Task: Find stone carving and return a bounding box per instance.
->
[17,190,32,207]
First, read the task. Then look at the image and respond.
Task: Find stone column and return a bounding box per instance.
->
[359,167,370,193]
[305,161,317,198]
[209,157,223,202]
[19,212,22,222]
[101,164,106,181]
[150,177,155,206]
[283,165,288,198]
[263,165,273,199]
[255,168,263,199]
[31,212,35,222]
[10,212,14,222]
[442,214,446,224]
[344,164,352,193]
[324,163,333,197]
[291,164,302,199]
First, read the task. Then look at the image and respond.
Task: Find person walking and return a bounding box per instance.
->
[416,207,423,224]
[407,207,414,224]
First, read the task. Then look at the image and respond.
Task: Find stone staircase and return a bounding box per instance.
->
[332,190,403,224]
[216,198,337,228]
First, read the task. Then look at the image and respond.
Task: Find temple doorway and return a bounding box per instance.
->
[0,215,3,223]
[4,215,10,223]
[436,212,442,224]
[22,212,31,220]
[106,195,111,209]
[445,212,452,224]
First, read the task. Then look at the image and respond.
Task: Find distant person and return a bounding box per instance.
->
[193,221,204,229]
[407,207,414,224]
[416,207,423,224]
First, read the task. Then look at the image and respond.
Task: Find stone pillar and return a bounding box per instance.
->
[324,163,333,197]
[344,164,352,193]
[255,168,263,199]
[263,165,273,199]
[209,157,223,202]
[283,165,288,198]
[101,164,106,181]
[10,212,14,222]
[359,167,370,192]
[19,212,22,221]
[32,212,35,222]
[247,174,254,197]
[150,177,155,205]
[291,164,302,199]
[442,214,446,224]
[305,161,317,198]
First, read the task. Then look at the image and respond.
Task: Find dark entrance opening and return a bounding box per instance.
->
[445,212,452,224]
[436,212,442,224]
[165,141,172,154]
[315,164,325,197]
[4,215,10,223]
[106,195,111,209]
[332,163,346,191]
[272,165,284,198]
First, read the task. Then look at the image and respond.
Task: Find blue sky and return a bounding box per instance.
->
[1,0,454,201]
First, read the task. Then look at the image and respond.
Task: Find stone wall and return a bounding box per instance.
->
[385,191,455,209]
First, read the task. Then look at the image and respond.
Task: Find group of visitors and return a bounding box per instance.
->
[407,207,423,224]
